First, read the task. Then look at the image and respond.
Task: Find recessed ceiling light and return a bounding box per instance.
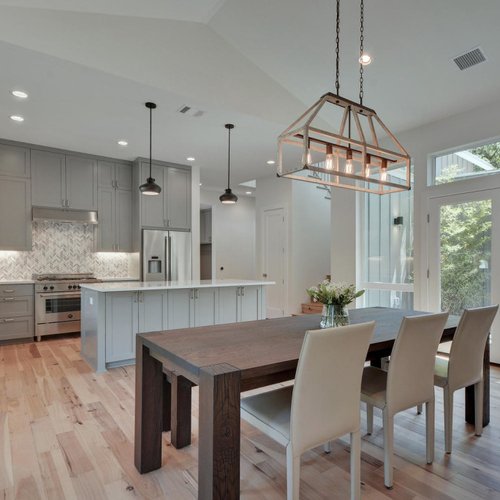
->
[10,115,24,122]
[11,90,28,99]
[117,140,128,146]
[186,157,196,162]
[266,160,275,165]
[359,53,372,65]
[199,182,203,186]
[245,191,252,195]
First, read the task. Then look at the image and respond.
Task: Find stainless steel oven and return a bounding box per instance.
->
[34,273,101,341]
[35,290,81,338]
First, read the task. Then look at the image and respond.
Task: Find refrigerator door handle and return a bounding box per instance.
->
[166,235,172,281]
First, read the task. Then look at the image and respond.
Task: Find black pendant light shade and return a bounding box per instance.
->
[220,123,238,204]
[219,188,238,204]
[140,102,162,196]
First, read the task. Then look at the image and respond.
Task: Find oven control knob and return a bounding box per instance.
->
[49,286,54,290]
[77,285,81,289]
[68,285,72,290]
[43,286,48,291]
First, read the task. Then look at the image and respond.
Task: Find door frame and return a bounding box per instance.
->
[425,185,500,362]
[260,204,289,317]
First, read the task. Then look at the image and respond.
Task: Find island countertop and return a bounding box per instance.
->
[80,279,275,293]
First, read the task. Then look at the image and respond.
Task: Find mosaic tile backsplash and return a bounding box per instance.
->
[0,222,136,280]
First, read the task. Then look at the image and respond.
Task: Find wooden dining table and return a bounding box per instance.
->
[134,307,490,500]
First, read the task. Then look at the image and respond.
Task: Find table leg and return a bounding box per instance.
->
[163,373,171,432]
[465,338,490,427]
[134,339,164,473]
[198,363,241,500]
[171,375,192,448]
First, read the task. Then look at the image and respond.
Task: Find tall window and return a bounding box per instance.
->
[359,178,414,309]
[432,139,500,185]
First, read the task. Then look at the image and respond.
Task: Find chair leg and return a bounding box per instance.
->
[425,399,435,464]
[350,430,361,500]
[474,379,484,437]
[443,386,454,454]
[382,408,394,489]
[366,403,373,435]
[286,445,300,500]
[323,441,332,454]
[417,404,423,415]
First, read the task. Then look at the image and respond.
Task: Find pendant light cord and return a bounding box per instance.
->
[359,0,365,105]
[335,0,340,95]
[227,126,231,189]
[149,105,153,178]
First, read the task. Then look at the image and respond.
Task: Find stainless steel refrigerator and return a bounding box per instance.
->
[142,229,192,281]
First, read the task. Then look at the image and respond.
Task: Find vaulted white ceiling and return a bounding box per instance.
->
[0,0,499,189]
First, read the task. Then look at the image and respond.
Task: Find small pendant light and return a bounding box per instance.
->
[139,102,162,196]
[219,123,238,204]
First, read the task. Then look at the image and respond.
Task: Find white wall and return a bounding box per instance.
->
[200,188,256,280]
[331,188,357,286]
[289,181,331,313]
[255,174,330,315]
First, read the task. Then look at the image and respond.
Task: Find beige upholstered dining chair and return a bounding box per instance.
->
[240,322,375,500]
[433,305,498,454]
[361,312,449,489]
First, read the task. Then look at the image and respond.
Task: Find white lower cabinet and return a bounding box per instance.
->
[193,288,217,327]
[167,289,192,329]
[138,291,168,334]
[105,292,138,363]
[217,286,261,324]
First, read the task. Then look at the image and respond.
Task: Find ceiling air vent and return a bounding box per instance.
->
[177,105,205,118]
[453,47,486,71]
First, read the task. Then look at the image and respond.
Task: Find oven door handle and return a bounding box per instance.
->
[38,292,81,298]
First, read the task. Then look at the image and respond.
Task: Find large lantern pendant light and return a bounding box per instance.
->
[139,102,162,196]
[277,0,411,195]
[219,123,238,204]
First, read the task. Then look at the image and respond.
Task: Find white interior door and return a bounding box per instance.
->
[262,207,286,318]
[427,189,500,362]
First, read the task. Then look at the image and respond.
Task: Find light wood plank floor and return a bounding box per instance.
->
[1,335,500,499]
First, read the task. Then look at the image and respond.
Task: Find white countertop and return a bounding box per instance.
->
[0,280,35,285]
[81,279,275,292]
[98,277,140,282]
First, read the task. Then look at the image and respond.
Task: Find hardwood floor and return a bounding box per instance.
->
[1,335,500,499]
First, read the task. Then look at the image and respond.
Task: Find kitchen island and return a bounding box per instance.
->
[80,279,273,372]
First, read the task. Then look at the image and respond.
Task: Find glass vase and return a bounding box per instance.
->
[320,304,349,328]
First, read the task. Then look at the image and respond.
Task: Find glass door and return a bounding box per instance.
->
[427,190,500,361]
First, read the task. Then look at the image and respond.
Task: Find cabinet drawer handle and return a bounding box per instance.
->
[3,289,15,293]
[4,318,15,323]
[3,297,14,301]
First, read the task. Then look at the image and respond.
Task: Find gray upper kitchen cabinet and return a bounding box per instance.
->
[140,162,166,228]
[96,161,133,252]
[0,176,32,250]
[138,161,191,230]
[65,155,97,210]
[166,167,191,230]
[31,149,97,210]
[200,209,212,244]
[0,143,30,178]
[98,161,133,191]
[31,149,65,208]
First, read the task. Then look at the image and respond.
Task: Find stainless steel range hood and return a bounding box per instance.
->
[32,207,98,225]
